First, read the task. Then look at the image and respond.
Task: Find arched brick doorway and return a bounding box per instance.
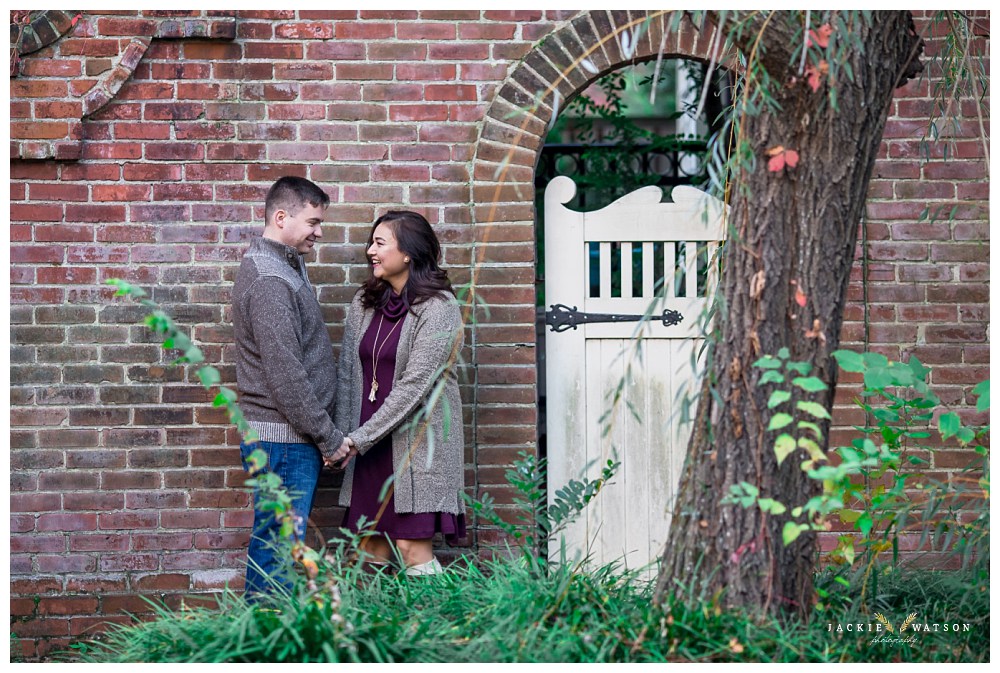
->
[467,10,732,542]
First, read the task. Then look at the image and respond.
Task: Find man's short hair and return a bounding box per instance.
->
[264,176,330,225]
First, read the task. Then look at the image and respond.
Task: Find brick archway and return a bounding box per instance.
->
[467,10,729,534]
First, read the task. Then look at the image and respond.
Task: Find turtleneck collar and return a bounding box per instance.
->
[381,289,409,320]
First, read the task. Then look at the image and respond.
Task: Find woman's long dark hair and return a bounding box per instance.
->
[360,210,454,310]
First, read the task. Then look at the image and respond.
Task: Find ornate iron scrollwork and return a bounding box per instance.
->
[545,303,684,333]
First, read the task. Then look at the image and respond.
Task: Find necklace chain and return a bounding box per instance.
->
[368,312,402,403]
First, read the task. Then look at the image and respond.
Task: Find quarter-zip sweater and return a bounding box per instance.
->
[232,236,344,459]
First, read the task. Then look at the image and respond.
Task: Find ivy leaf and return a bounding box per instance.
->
[774,433,797,465]
[768,413,794,431]
[798,436,825,462]
[832,349,865,373]
[797,420,823,440]
[196,366,221,389]
[972,379,989,412]
[786,361,812,376]
[753,355,782,370]
[758,498,787,515]
[759,370,785,385]
[792,376,827,392]
[767,390,792,409]
[796,401,831,420]
[938,412,961,440]
[783,521,806,545]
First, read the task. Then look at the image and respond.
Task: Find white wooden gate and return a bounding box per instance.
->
[543,176,727,576]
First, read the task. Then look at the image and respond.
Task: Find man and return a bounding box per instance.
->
[232,176,352,596]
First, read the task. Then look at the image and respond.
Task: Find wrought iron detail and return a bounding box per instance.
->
[545,303,684,333]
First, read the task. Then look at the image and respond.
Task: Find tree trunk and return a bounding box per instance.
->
[654,11,923,616]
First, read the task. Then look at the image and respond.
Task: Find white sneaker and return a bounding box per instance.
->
[404,557,443,576]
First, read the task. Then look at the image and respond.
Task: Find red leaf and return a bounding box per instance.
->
[804,65,821,92]
[808,24,834,49]
[766,145,799,172]
[795,286,807,307]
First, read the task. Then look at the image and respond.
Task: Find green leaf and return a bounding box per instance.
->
[213,387,238,407]
[767,413,794,431]
[757,498,787,515]
[832,349,865,373]
[783,521,806,545]
[776,347,790,360]
[767,390,791,409]
[798,436,824,462]
[796,401,831,420]
[857,512,873,538]
[786,361,812,375]
[839,510,862,523]
[797,421,822,440]
[753,355,782,370]
[973,379,989,412]
[196,366,221,388]
[862,352,889,369]
[864,367,895,390]
[906,355,930,382]
[773,433,796,465]
[956,427,975,446]
[938,412,961,440]
[759,370,785,385]
[792,376,827,392]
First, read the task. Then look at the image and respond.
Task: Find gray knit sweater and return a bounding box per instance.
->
[336,290,466,515]
[232,236,344,459]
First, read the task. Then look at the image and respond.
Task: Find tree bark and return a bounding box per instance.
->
[654,11,923,617]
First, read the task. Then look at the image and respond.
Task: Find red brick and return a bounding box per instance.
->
[81,142,143,160]
[114,122,172,140]
[335,22,395,39]
[98,511,159,530]
[431,43,490,60]
[146,143,205,161]
[151,62,212,81]
[275,21,334,39]
[29,183,89,201]
[11,204,63,222]
[370,42,428,61]
[36,513,98,532]
[93,184,152,202]
[183,42,242,59]
[389,104,449,122]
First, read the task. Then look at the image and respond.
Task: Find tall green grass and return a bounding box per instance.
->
[63,548,987,663]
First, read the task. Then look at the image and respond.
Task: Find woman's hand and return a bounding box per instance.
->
[324,437,355,470]
[336,440,359,470]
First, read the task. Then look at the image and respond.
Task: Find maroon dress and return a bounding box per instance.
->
[342,291,466,541]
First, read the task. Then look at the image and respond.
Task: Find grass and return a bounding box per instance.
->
[60,548,988,664]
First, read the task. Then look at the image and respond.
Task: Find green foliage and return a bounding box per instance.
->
[463,451,619,557]
[725,346,989,592]
[106,279,257,443]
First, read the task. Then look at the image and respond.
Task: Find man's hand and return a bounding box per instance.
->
[324,437,356,470]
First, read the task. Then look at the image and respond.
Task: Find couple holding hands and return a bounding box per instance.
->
[232,176,465,596]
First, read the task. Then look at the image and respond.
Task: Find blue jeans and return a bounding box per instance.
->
[239,440,322,598]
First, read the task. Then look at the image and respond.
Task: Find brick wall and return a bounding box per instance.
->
[8,10,989,659]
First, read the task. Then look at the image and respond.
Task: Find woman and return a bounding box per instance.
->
[332,210,466,575]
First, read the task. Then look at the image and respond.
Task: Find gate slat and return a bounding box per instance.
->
[642,242,654,298]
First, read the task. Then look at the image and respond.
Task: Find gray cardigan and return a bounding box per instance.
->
[336,290,465,515]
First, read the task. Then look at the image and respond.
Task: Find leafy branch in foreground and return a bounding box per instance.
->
[106,279,325,585]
